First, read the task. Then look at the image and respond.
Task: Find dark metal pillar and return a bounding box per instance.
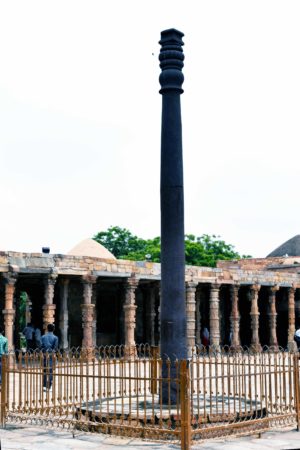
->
[159,29,187,365]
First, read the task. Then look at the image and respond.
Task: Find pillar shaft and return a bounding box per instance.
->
[159,29,187,361]
[59,279,69,349]
[43,274,57,331]
[81,276,97,349]
[209,283,220,349]
[295,291,300,327]
[250,285,261,351]
[288,287,297,350]
[3,273,17,350]
[186,282,197,357]
[230,284,240,348]
[195,290,201,345]
[268,286,279,349]
[124,277,138,355]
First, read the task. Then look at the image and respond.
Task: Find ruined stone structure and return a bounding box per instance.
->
[1,237,300,353]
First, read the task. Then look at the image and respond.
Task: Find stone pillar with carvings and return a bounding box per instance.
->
[288,286,297,351]
[43,274,57,332]
[195,289,201,346]
[92,285,97,348]
[249,284,261,352]
[124,276,138,357]
[209,283,220,349]
[268,285,279,350]
[3,273,18,350]
[186,281,197,357]
[230,284,241,349]
[146,285,156,346]
[81,276,97,349]
[25,293,32,325]
[59,279,69,349]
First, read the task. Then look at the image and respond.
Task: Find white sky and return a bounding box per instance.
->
[1,0,300,258]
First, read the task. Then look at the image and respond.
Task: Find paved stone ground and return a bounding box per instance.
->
[1,424,300,450]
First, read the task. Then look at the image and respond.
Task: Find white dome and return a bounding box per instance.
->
[67,238,116,260]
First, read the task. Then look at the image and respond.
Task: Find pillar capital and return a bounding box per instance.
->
[44,272,58,286]
[159,29,184,95]
[250,284,261,294]
[81,274,98,285]
[2,271,18,286]
[288,286,296,296]
[269,285,279,294]
[210,282,220,291]
[124,276,139,306]
[230,283,240,292]
[186,281,197,291]
[125,275,139,289]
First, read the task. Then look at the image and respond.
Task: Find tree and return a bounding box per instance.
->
[93,226,250,267]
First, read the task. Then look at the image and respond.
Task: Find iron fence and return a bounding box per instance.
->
[0,345,299,449]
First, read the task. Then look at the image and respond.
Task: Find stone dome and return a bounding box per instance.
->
[67,238,116,260]
[267,235,300,257]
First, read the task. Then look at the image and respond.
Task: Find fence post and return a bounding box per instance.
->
[180,360,191,450]
[0,355,7,427]
[294,353,300,431]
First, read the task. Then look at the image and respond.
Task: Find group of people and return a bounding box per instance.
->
[0,323,58,391]
[22,323,42,351]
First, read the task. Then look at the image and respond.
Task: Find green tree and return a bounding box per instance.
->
[93,226,250,267]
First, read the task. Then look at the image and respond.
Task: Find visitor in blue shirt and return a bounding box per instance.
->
[0,326,8,385]
[41,323,59,391]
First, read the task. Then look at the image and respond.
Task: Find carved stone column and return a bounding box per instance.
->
[43,274,57,331]
[295,290,300,328]
[146,285,156,346]
[25,293,32,325]
[195,289,201,346]
[2,272,18,350]
[230,284,241,349]
[81,276,97,349]
[186,281,197,357]
[268,285,279,350]
[288,286,297,351]
[124,276,138,357]
[92,285,97,348]
[209,283,220,350]
[249,284,261,352]
[59,279,69,349]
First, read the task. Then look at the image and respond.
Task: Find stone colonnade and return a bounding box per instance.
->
[1,271,300,352]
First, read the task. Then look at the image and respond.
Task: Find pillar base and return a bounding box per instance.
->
[250,343,262,353]
[288,341,297,352]
[124,345,137,359]
[269,344,279,352]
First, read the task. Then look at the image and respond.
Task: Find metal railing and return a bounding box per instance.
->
[1,345,299,449]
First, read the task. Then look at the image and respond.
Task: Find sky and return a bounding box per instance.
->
[1,0,300,258]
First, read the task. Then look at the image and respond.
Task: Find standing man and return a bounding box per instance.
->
[41,324,58,391]
[22,323,35,351]
[0,326,8,385]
